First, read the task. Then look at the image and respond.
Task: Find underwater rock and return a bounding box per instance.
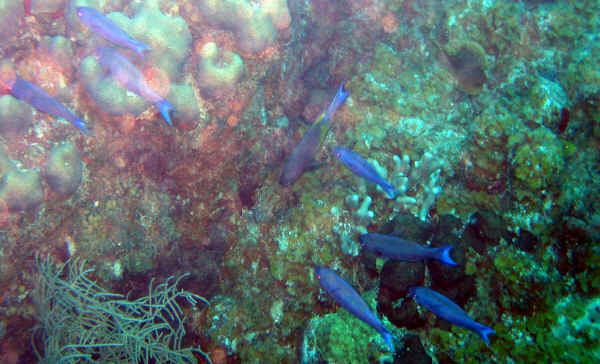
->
[444,40,488,95]
[0,95,35,135]
[516,229,538,253]
[463,210,511,253]
[0,0,24,50]
[397,334,432,364]
[43,142,83,198]
[381,297,425,330]
[197,42,245,99]
[0,169,45,212]
[379,260,425,300]
[376,260,425,326]
[381,213,435,244]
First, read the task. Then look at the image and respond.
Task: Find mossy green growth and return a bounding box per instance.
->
[512,127,564,191]
[575,246,600,295]
[483,295,600,363]
[311,290,394,362]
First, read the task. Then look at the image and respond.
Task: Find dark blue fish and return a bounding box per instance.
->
[410,286,495,345]
[77,7,150,59]
[359,233,458,266]
[315,266,395,352]
[9,78,91,135]
[279,84,349,186]
[332,146,396,198]
[95,46,173,125]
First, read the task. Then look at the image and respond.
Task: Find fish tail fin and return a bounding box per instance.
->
[380,330,395,353]
[71,116,93,136]
[475,324,495,345]
[434,246,459,266]
[155,99,174,126]
[322,82,349,121]
[381,182,397,199]
[78,121,93,136]
[133,42,151,59]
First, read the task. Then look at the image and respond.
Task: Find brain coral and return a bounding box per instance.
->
[115,0,192,80]
[196,0,290,53]
[0,168,45,212]
[43,142,83,198]
[197,42,244,98]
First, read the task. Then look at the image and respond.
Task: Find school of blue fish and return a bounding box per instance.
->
[280,81,495,352]
[6,6,496,357]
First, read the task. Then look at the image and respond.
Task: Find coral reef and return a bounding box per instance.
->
[195,0,290,53]
[115,0,192,80]
[0,0,23,50]
[79,54,148,116]
[0,96,34,135]
[197,42,245,98]
[301,289,396,363]
[43,142,83,198]
[0,167,44,212]
[0,0,598,363]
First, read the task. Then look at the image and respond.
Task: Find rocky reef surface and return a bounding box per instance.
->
[0,0,598,363]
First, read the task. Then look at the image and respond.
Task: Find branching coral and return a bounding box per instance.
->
[32,256,212,364]
[332,195,374,256]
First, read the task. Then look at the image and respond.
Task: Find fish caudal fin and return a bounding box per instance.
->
[74,118,93,136]
[133,42,151,59]
[434,246,459,266]
[322,82,350,121]
[380,331,395,353]
[380,182,397,199]
[155,99,174,126]
[475,324,495,345]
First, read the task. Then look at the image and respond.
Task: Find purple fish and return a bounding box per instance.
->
[359,233,458,266]
[95,46,173,126]
[77,7,150,59]
[315,266,395,352]
[410,286,495,345]
[10,78,91,135]
[332,146,396,198]
[279,84,349,186]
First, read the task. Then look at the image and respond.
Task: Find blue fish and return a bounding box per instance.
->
[9,78,91,135]
[410,286,495,345]
[315,266,395,352]
[77,7,150,59]
[279,84,349,186]
[359,233,458,266]
[332,146,396,199]
[95,46,173,126]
